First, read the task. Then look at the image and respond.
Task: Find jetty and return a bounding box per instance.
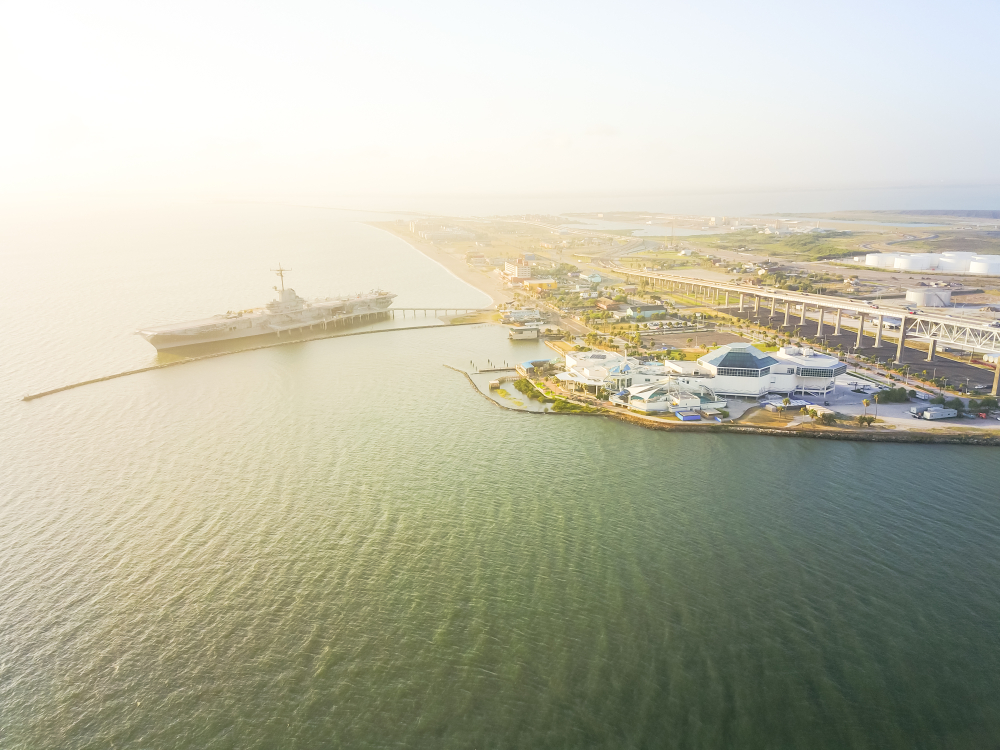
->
[23,316,488,402]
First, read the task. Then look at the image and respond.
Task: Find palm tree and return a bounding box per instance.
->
[863,398,870,418]
[873,393,879,418]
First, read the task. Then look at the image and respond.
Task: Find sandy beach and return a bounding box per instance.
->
[369,224,513,307]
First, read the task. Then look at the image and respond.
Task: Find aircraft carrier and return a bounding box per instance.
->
[137,266,396,351]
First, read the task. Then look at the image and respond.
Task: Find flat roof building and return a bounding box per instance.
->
[523,278,558,291]
[504,261,532,279]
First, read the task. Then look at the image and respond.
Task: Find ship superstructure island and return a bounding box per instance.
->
[137,266,396,350]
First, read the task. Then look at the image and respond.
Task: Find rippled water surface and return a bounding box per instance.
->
[2,204,1000,749]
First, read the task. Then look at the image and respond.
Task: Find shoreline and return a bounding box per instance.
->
[447,366,1000,446]
[367,223,513,307]
[375,224,1000,449]
[605,409,1000,446]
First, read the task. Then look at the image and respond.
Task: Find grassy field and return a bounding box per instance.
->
[886,231,1000,254]
[683,229,877,261]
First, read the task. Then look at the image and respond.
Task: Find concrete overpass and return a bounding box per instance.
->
[616,267,1000,395]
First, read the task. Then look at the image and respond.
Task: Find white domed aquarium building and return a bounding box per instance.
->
[610,378,726,414]
[670,343,847,398]
[555,350,675,394]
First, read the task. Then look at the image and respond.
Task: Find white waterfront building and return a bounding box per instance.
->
[555,343,846,413]
[677,343,847,398]
[611,377,726,415]
[556,350,670,393]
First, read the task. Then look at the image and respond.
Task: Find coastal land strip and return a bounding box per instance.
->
[446,366,1000,447]
[369,223,514,307]
[395,222,999,447]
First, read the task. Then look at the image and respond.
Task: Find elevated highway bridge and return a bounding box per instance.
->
[615,267,1000,395]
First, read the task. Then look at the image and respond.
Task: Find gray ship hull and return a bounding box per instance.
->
[141,308,391,350]
[138,282,396,351]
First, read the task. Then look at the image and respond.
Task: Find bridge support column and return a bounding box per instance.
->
[783,301,790,327]
[875,315,883,347]
[896,318,909,363]
[770,297,776,316]
[725,291,730,307]
[856,313,865,349]
[739,294,745,312]
[834,308,842,335]
[754,296,760,315]
[816,307,824,337]
[799,305,806,325]
[926,338,936,361]
[992,359,1000,397]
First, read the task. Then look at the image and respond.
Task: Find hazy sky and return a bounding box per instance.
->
[3,1,999,206]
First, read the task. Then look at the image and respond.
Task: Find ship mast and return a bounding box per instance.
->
[271,264,291,291]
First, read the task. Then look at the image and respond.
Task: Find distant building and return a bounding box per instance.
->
[417,226,476,242]
[596,298,625,311]
[622,304,668,320]
[504,261,532,279]
[502,309,543,323]
[523,278,558,291]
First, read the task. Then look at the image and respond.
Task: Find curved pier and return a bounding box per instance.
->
[23,320,485,402]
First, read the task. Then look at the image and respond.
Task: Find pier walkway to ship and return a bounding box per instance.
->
[272,307,484,336]
[390,308,482,318]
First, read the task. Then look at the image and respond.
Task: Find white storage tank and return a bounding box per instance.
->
[905,288,952,307]
[968,255,1000,275]
[936,252,975,272]
[866,253,900,268]
[893,253,934,271]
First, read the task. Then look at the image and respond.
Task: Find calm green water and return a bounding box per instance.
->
[2,204,1000,749]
